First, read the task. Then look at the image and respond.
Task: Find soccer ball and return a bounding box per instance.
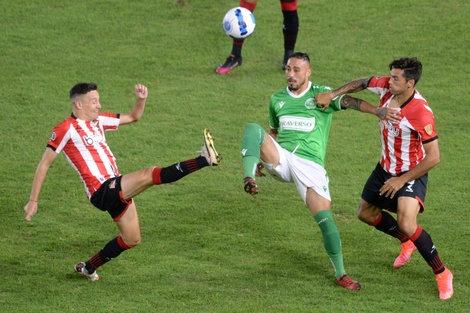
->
[222,7,256,40]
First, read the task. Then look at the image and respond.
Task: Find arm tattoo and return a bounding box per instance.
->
[341,95,362,110]
[375,107,387,120]
[332,78,369,97]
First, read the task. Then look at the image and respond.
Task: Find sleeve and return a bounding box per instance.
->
[319,85,342,113]
[367,76,391,97]
[269,95,279,130]
[409,102,438,143]
[47,121,71,154]
[98,113,120,131]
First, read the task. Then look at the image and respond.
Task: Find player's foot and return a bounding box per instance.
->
[281,49,294,70]
[216,54,242,75]
[201,128,221,166]
[336,274,361,290]
[74,262,99,281]
[244,177,258,195]
[435,267,453,300]
[393,240,417,268]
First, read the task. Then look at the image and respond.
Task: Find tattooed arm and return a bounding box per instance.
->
[341,95,400,122]
[314,78,370,110]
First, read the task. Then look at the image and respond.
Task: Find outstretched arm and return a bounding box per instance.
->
[314,78,370,110]
[24,147,58,221]
[120,84,149,125]
[340,95,401,122]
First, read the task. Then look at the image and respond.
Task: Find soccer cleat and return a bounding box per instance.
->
[435,267,453,300]
[244,177,258,195]
[75,262,100,281]
[336,274,361,290]
[393,240,418,268]
[216,54,242,75]
[201,128,221,166]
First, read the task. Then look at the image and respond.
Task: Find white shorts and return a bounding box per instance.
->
[261,136,331,203]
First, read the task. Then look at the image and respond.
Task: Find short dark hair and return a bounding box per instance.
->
[289,52,310,64]
[69,83,98,99]
[389,57,422,85]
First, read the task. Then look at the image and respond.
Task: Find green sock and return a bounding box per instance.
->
[314,210,346,279]
[241,123,265,178]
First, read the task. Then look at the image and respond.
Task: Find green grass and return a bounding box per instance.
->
[1,0,469,312]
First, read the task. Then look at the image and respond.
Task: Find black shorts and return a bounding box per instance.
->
[361,163,428,213]
[90,176,133,221]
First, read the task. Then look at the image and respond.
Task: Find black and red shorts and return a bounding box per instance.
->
[361,163,428,213]
[90,176,133,221]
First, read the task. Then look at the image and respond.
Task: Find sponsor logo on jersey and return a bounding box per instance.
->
[241,148,248,156]
[49,132,56,141]
[278,101,285,109]
[82,132,104,146]
[304,98,316,109]
[279,116,315,132]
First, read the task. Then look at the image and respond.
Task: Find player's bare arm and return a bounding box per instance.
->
[341,95,401,122]
[314,77,370,110]
[380,140,440,199]
[24,148,58,221]
[120,84,148,125]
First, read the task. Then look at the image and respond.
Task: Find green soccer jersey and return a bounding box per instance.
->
[269,81,344,166]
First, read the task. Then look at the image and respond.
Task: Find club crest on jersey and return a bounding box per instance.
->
[386,121,400,136]
[304,98,317,109]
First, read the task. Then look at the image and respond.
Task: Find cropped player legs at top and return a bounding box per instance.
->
[216,0,299,74]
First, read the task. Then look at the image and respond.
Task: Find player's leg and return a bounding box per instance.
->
[305,188,361,290]
[397,197,453,300]
[280,0,299,69]
[241,123,280,195]
[76,178,139,281]
[120,128,220,200]
[358,198,417,267]
[216,0,258,75]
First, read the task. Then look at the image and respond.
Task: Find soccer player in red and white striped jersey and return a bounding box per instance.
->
[314,57,453,300]
[24,83,221,281]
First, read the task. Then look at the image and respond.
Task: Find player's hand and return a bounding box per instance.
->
[24,200,38,221]
[314,92,334,111]
[376,107,401,123]
[379,177,405,199]
[135,84,148,100]
[255,162,266,177]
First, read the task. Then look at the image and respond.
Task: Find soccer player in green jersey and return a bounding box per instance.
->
[241,52,399,290]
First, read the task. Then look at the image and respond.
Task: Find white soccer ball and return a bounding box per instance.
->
[222,7,256,40]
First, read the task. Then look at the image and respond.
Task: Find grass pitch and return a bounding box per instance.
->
[1,0,468,312]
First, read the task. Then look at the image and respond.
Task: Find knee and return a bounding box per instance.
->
[397,221,417,237]
[125,236,141,248]
[245,122,262,132]
[357,202,379,224]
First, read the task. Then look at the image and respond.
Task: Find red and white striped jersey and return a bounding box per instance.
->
[47,113,121,198]
[367,76,438,176]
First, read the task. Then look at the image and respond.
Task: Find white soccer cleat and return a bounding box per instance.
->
[201,128,221,166]
[75,262,100,281]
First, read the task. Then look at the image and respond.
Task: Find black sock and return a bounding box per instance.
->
[86,236,130,272]
[160,157,206,184]
[230,40,244,58]
[282,9,299,53]
[373,211,408,242]
[410,226,444,274]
